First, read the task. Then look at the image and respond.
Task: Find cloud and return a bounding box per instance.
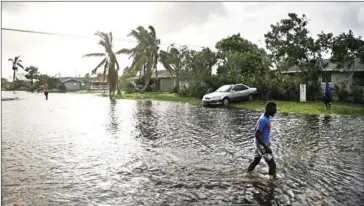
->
[2,2,364,79]
[150,2,227,34]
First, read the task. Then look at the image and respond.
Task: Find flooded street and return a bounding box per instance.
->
[2,91,364,205]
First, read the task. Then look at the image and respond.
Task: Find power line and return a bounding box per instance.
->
[1,27,216,50]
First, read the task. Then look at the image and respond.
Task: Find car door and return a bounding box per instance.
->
[239,84,250,100]
[231,85,243,102]
[230,85,240,102]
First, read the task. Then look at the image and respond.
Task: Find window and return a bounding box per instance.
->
[322,72,332,82]
[241,85,249,90]
[232,85,243,91]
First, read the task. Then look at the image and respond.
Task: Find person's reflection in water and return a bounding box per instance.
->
[107,99,119,136]
[322,115,331,127]
[251,181,278,205]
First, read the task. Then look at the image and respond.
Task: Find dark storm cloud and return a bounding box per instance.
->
[150,2,227,34]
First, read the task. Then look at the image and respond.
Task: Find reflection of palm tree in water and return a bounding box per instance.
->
[107,99,119,136]
[134,101,158,140]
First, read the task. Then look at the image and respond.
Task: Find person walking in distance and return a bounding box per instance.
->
[323,82,334,110]
[247,101,277,179]
[44,83,49,100]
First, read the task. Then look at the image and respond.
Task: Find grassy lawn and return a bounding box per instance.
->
[96,92,363,116]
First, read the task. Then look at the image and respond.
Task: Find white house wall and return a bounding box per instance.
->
[64,81,81,91]
[160,79,174,91]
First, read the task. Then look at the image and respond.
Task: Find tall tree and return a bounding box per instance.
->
[24,66,40,85]
[264,13,331,99]
[331,30,364,78]
[216,33,270,81]
[83,32,121,98]
[8,55,24,89]
[119,25,173,93]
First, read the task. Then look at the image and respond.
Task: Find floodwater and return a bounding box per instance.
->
[2,91,364,206]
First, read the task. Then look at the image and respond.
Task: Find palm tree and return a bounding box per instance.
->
[8,55,24,89]
[83,32,121,98]
[118,25,174,93]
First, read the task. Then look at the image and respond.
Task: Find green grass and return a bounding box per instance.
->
[96,92,363,116]
[235,100,364,116]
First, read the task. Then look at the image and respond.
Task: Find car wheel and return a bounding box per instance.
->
[223,97,230,106]
[248,94,253,101]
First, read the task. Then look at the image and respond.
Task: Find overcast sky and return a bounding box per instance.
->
[2,2,364,80]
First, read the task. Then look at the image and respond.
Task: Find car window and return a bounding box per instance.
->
[233,85,243,91]
[239,85,248,90]
[216,85,233,92]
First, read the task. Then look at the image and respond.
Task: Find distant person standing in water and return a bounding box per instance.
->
[44,83,49,100]
[247,101,277,180]
[323,82,334,110]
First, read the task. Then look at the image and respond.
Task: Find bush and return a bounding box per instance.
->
[334,81,349,102]
[59,84,67,92]
[177,74,304,101]
[350,86,364,103]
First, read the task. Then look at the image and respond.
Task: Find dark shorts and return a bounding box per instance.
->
[323,96,331,104]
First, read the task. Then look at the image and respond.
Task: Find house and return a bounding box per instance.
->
[128,70,193,92]
[281,59,364,89]
[58,77,83,91]
[89,78,109,91]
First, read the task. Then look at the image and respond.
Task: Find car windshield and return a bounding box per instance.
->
[216,85,232,92]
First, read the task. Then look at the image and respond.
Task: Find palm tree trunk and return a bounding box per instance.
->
[154,66,158,92]
[140,74,151,93]
[12,70,16,90]
[117,83,121,95]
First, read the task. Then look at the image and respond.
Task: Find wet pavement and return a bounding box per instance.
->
[2,91,364,205]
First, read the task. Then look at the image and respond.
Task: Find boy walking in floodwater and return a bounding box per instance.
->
[323,82,334,110]
[247,101,277,179]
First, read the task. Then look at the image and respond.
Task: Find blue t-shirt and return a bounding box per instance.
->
[255,114,271,145]
[324,87,334,98]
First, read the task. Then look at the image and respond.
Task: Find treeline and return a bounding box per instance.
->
[4,56,60,92]
[114,13,363,102]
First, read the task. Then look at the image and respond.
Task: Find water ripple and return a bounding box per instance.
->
[2,91,364,205]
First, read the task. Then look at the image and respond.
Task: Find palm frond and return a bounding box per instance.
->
[16,63,24,69]
[83,53,105,58]
[109,32,113,45]
[115,48,133,55]
[91,58,106,74]
[8,58,13,62]
[148,25,156,38]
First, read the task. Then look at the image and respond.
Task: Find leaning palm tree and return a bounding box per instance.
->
[83,32,121,98]
[8,55,24,89]
[118,25,174,93]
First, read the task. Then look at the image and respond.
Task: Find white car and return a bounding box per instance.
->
[202,84,258,106]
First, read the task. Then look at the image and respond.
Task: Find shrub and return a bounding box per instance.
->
[350,85,364,103]
[59,84,67,92]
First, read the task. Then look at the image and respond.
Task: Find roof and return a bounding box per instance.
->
[128,70,194,81]
[58,77,85,82]
[281,58,364,74]
[60,78,83,83]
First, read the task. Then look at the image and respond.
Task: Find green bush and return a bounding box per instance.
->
[177,74,304,101]
[351,86,364,103]
[334,81,349,102]
[59,84,67,92]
